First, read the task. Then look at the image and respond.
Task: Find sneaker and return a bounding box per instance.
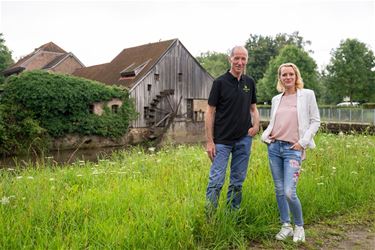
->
[293,225,305,242]
[276,223,294,240]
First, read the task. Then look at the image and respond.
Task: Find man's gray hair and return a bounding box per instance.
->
[229,46,248,57]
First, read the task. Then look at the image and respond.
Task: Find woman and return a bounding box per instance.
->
[261,63,320,242]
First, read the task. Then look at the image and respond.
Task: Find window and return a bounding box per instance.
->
[111,105,119,113]
[187,99,207,122]
[147,84,152,91]
[89,104,94,114]
[178,72,183,82]
[144,106,149,119]
[154,73,160,81]
[119,59,151,79]
[186,99,193,120]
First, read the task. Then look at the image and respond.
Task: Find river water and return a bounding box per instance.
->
[0,146,128,168]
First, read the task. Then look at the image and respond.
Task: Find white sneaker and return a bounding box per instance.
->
[293,225,305,242]
[276,223,294,240]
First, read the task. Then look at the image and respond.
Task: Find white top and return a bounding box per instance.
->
[261,88,320,149]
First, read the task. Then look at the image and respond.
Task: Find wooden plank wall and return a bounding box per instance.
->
[130,41,213,128]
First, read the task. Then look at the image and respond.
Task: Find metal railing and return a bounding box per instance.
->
[259,108,375,124]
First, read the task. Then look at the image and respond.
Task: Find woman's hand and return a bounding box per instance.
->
[290,142,303,151]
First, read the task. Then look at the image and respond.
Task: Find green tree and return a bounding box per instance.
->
[196,51,229,78]
[258,45,320,102]
[245,31,312,83]
[323,38,375,104]
[0,33,14,84]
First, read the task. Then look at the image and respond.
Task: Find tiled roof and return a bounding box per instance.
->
[39,42,66,53]
[73,63,109,83]
[73,39,177,89]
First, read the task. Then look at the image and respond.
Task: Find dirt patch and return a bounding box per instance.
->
[331,226,375,250]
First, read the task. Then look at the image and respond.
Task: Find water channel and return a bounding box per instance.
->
[0,146,129,168]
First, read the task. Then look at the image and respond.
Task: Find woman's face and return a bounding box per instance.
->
[280,66,296,90]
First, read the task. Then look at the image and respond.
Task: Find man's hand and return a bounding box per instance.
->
[206,141,216,162]
[248,125,259,137]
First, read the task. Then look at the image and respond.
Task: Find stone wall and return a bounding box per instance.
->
[52,120,206,150]
[52,128,149,150]
[52,55,84,74]
[25,51,62,70]
[163,120,205,144]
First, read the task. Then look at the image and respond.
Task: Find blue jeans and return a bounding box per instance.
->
[206,135,252,209]
[268,140,304,226]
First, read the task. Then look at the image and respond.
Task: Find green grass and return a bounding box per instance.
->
[0,133,374,249]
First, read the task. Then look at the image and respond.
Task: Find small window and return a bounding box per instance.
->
[147,84,152,91]
[186,99,193,120]
[154,73,160,81]
[178,72,183,82]
[112,105,119,113]
[89,104,94,114]
[144,106,149,118]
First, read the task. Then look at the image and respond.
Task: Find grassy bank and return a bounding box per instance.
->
[1,133,374,249]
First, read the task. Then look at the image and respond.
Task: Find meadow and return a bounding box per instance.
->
[0,133,374,249]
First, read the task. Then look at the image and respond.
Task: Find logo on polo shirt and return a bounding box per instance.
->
[243,84,250,93]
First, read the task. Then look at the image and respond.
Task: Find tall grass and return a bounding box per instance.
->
[0,133,374,249]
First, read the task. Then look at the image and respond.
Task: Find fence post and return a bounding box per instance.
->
[328,109,331,122]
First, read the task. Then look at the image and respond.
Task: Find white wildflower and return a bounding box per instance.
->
[1,196,10,205]
[16,176,23,179]
[92,170,101,175]
[27,176,34,179]
[148,147,156,152]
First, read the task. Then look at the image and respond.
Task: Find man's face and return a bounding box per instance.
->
[229,48,248,76]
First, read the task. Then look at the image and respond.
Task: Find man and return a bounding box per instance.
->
[205,46,259,210]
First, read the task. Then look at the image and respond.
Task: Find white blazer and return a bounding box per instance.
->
[261,88,320,149]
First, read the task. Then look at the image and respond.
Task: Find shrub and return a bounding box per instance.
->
[0,71,137,155]
[362,103,375,109]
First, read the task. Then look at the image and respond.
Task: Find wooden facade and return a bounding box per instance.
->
[129,39,213,128]
[73,39,214,134]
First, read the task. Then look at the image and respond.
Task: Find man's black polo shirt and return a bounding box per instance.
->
[208,71,257,145]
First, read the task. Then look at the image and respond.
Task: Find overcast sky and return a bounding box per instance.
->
[1,0,374,70]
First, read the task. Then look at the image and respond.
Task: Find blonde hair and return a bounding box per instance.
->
[276,63,304,92]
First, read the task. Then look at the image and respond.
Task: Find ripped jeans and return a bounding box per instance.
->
[267,140,304,226]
